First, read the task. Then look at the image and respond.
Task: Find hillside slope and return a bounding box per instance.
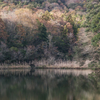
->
[73,27,100,67]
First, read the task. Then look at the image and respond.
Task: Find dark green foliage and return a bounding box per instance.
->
[85,28,90,32]
[27,2,41,8]
[92,33,100,46]
[85,2,100,33]
[34,0,44,4]
[54,36,70,53]
[7,38,23,48]
[66,14,78,37]
[10,47,18,52]
[38,22,48,42]
[62,25,68,36]
[33,21,48,46]
[47,0,58,3]
[90,12,100,32]
[88,61,98,67]
[73,24,78,37]
[3,51,11,60]
[85,1,100,47]
[68,3,84,9]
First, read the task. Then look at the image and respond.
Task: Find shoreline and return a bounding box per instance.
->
[35,67,100,70]
[0,66,99,70]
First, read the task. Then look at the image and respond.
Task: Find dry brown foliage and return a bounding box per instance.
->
[0,18,8,41]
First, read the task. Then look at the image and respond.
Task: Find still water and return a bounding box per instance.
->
[0,69,100,100]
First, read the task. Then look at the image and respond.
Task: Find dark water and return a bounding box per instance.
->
[0,69,100,100]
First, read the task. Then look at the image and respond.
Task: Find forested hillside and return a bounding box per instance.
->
[0,0,100,67]
[79,0,100,68]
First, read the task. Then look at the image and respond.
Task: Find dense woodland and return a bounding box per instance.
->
[0,0,100,67]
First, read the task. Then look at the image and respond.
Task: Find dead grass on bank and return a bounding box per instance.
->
[33,59,92,68]
[0,62,30,69]
[0,58,92,69]
[48,60,80,68]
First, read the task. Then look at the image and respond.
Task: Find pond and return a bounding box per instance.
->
[0,69,100,100]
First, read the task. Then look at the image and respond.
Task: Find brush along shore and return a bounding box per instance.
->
[0,59,98,69]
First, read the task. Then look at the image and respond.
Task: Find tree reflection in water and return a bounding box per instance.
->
[0,69,99,100]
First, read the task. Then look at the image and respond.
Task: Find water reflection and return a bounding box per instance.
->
[0,69,100,100]
[0,69,93,76]
[34,69,93,76]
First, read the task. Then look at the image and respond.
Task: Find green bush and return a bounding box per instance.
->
[92,33,100,46]
[53,36,69,53]
[88,61,98,68]
[10,47,18,52]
